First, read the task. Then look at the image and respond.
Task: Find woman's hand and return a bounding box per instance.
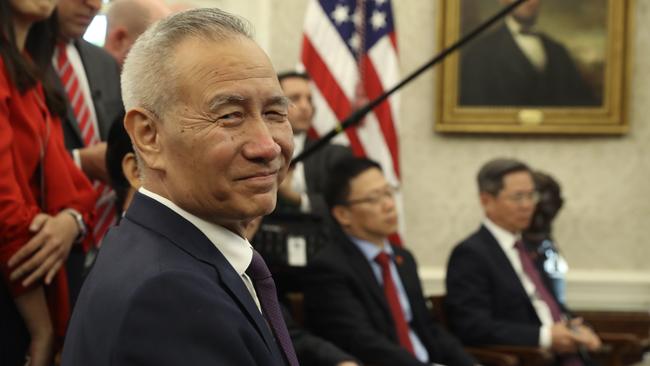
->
[8,211,79,287]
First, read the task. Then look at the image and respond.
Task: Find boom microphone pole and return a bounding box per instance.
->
[292,0,528,165]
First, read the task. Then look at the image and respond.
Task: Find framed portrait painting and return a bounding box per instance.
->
[434,0,633,134]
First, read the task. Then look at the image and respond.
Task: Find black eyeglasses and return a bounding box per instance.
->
[344,185,399,206]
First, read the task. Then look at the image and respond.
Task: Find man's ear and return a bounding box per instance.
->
[105,27,128,52]
[124,108,164,173]
[480,192,495,211]
[121,152,141,189]
[332,205,351,227]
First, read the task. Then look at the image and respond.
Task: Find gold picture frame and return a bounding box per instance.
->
[434,0,633,134]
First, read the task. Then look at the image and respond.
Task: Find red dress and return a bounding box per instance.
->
[0,58,96,339]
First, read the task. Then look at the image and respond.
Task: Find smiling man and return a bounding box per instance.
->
[61,9,298,366]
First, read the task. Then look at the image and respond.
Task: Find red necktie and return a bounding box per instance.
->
[55,43,116,243]
[515,240,583,366]
[374,252,415,354]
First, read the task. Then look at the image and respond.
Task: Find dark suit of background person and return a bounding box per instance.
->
[62,9,297,366]
[274,71,352,216]
[52,0,124,306]
[444,158,601,366]
[459,16,598,107]
[304,157,475,366]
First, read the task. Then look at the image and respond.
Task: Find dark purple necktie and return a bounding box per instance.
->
[515,240,583,366]
[246,250,299,366]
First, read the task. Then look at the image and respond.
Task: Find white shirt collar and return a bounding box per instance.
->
[138,187,253,276]
[292,132,307,158]
[483,217,520,252]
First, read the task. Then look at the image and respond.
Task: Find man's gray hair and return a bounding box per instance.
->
[121,8,253,117]
[477,158,531,196]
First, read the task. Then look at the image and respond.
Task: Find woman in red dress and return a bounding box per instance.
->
[0,1,96,365]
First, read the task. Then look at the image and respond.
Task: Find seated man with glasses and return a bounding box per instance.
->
[445,158,601,366]
[304,156,476,366]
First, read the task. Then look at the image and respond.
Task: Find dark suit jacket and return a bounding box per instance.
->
[282,305,357,366]
[445,225,570,348]
[304,226,475,366]
[61,193,286,366]
[275,138,352,216]
[58,39,123,150]
[54,39,123,305]
[459,23,598,106]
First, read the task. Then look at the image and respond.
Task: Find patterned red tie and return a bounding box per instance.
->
[515,240,583,366]
[374,252,415,355]
[55,43,116,243]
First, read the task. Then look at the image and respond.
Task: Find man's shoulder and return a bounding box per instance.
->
[74,38,120,72]
[451,226,493,257]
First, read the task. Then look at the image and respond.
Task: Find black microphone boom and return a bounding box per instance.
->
[292,0,528,165]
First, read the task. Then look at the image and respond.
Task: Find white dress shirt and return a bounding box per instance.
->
[139,187,262,312]
[291,133,311,212]
[483,218,554,348]
[505,16,547,72]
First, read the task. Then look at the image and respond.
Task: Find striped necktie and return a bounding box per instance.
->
[54,43,116,243]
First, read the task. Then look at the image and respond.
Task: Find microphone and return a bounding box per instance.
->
[291,0,530,166]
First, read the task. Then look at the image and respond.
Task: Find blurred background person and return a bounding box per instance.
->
[0,0,95,365]
[52,0,124,304]
[523,170,569,305]
[103,0,171,68]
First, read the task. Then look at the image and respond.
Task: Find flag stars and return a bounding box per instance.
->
[370,10,387,31]
[348,32,361,51]
[331,4,350,25]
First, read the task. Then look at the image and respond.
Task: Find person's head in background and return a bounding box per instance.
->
[105,118,139,218]
[104,0,171,66]
[0,0,66,116]
[168,2,195,13]
[500,0,541,29]
[524,170,564,241]
[325,157,398,247]
[278,71,314,134]
[477,158,538,234]
[56,0,102,41]
[121,8,294,236]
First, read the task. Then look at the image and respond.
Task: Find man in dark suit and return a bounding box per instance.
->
[459,0,598,106]
[304,157,476,366]
[275,71,352,216]
[52,0,124,303]
[445,158,601,365]
[62,9,298,366]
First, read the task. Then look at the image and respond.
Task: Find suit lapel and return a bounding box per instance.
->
[494,24,541,81]
[125,193,282,358]
[301,138,317,192]
[479,226,539,318]
[337,231,392,319]
[74,40,110,140]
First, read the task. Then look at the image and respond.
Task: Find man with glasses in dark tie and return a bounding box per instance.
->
[445,158,601,366]
[304,156,475,366]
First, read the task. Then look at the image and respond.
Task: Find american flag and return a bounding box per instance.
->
[300,0,404,239]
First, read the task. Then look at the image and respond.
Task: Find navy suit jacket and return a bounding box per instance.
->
[304,225,475,366]
[61,193,286,366]
[445,225,570,347]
